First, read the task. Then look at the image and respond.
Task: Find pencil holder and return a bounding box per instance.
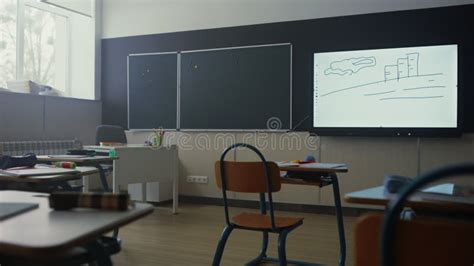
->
[153,135,162,147]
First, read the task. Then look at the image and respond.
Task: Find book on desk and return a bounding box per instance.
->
[420,183,474,205]
[0,166,79,177]
[277,162,347,169]
[0,202,39,221]
[278,162,348,184]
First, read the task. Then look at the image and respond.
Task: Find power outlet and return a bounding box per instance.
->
[186,175,208,184]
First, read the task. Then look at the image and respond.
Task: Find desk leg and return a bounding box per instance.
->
[172,151,179,214]
[93,163,119,240]
[330,174,346,266]
[112,159,119,193]
[82,175,90,192]
[172,173,179,214]
[95,164,111,192]
[84,239,112,266]
[58,181,74,191]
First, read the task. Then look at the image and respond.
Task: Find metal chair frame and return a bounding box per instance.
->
[212,143,320,266]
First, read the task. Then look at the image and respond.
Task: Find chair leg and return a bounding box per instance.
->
[259,231,269,258]
[278,229,289,266]
[212,225,233,266]
[246,231,269,265]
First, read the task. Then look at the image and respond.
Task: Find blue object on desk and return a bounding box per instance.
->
[304,155,316,162]
[383,175,412,194]
[0,153,38,170]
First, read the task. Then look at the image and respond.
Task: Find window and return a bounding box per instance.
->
[23,5,68,94]
[0,0,95,99]
[0,0,17,88]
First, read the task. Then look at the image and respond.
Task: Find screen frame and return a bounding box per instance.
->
[310,43,463,137]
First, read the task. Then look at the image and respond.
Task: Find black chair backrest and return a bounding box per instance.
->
[95,125,127,145]
[381,163,474,266]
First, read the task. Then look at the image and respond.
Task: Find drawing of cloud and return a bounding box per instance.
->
[324,56,376,76]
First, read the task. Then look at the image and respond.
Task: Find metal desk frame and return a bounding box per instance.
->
[280,164,347,266]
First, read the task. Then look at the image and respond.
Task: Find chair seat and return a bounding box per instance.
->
[232,212,303,230]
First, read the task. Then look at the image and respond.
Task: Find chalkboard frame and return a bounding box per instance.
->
[127,43,293,132]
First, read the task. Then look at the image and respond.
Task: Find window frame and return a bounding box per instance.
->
[15,0,71,96]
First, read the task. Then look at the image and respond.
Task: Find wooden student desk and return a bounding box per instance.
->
[0,166,99,191]
[0,190,153,265]
[345,185,474,215]
[37,155,119,192]
[279,163,348,266]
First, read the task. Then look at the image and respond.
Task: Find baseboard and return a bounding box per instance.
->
[179,195,380,217]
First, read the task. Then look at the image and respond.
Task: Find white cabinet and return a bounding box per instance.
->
[85,144,179,214]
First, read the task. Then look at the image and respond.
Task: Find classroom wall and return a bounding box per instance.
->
[125,131,474,208]
[101,0,474,38]
[101,3,474,208]
[0,92,102,144]
[102,5,474,132]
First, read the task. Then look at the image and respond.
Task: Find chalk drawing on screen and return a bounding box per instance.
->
[324,56,376,76]
[318,51,445,100]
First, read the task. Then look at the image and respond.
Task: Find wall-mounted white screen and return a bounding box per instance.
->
[313,44,458,128]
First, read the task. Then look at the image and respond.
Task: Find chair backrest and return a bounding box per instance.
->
[355,213,474,266]
[214,161,281,193]
[380,163,474,266]
[95,125,127,145]
[215,143,279,229]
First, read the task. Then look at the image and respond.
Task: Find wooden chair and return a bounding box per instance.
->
[212,143,308,266]
[354,163,474,266]
[355,213,474,266]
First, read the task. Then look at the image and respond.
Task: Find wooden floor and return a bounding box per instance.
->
[113,203,356,266]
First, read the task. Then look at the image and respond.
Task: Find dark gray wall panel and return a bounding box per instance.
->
[102,5,474,132]
[43,97,102,144]
[0,92,101,144]
[0,92,45,141]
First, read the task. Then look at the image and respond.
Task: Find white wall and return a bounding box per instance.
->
[69,12,96,100]
[125,131,474,208]
[102,0,474,39]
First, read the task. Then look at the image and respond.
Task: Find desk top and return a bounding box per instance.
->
[37,155,119,163]
[279,162,348,173]
[0,166,98,183]
[0,191,153,257]
[84,144,177,151]
[345,186,474,214]
[278,162,348,187]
